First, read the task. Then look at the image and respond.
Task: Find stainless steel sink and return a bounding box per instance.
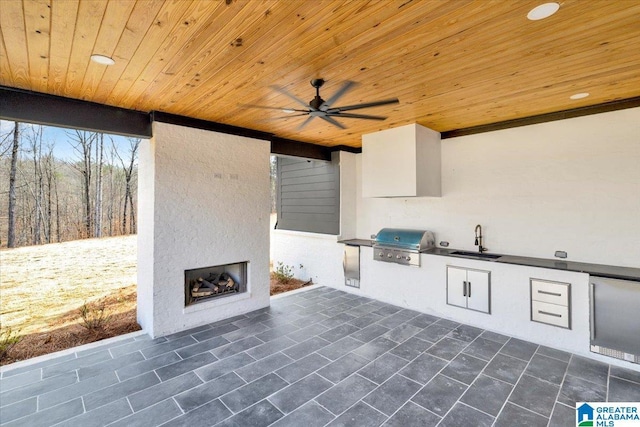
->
[450,250,502,260]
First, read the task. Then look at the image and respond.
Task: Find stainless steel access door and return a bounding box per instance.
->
[590,276,640,356]
[343,245,360,288]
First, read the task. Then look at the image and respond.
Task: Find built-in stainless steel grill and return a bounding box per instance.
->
[372,228,435,267]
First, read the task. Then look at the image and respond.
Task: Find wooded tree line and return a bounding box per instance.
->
[0,122,140,248]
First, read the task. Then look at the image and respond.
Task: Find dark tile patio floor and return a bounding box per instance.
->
[2,286,639,426]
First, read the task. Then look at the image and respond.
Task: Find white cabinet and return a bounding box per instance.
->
[362,124,441,198]
[530,278,571,329]
[446,266,491,313]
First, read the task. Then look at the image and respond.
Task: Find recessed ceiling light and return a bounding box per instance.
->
[527,3,560,20]
[282,108,296,114]
[570,92,590,100]
[90,54,115,65]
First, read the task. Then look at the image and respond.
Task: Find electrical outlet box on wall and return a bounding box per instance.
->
[362,123,441,197]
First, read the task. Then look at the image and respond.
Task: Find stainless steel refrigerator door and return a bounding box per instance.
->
[344,245,360,280]
[590,276,640,356]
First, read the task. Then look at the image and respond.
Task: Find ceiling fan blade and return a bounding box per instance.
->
[326,112,387,120]
[319,115,346,129]
[239,103,308,113]
[255,113,310,122]
[296,116,316,131]
[326,98,399,113]
[270,85,309,109]
[320,81,356,110]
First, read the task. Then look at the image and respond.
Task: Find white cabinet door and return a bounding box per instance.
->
[447,266,468,308]
[466,269,490,313]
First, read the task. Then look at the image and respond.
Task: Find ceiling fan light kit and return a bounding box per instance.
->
[245,78,399,131]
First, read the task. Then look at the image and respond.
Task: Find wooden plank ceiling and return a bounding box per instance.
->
[1,0,639,147]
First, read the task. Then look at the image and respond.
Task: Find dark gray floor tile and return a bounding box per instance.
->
[317,336,364,360]
[116,351,181,381]
[54,398,132,427]
[317,353,370,383]
[42,350,112,378]
[282,336,330,360]
[463,337,503,361]
[220,373,288,413]
[363,374,421,416]
[388,336,431,361]
[140,335,198,359]
[414,324,454,343]
[195,351,255,382]
[525,353,568,385]
[382,323,422,343]
[500,337,538,361]
[411,374,467,416]
[108,398,182,427]
[245,336,296,360]
[372,304,402,317]
[39,371,118,409]
[192,322,239,342]
[441,353,487,385]
[406,313,439,329]
[447,324,483,343]
[348,312,384,328]
[425,337,468,360]
[83,371,160,411]
[316,373,377,415]
[358,353,409,385]
[275,353,331,383]
[156,351,218,381]
[549,402,574,427]
[0,397,37,424]
[175,372,245,413]
[2,398,83,427]
[353,336,397,361]
[608,376,640,402]
[460,374,513,416]
[211,336,263,360]
[162,398,231,427]
[537,345,572,362]
[383,401,441,427]
[269,373,333,413]
[255,323,300,342]
[128,371,202,411]
[610,365,640,384]
[0,368,41,392]
[509,374,559,417]
[176,335,230,359]
[0,353,75,378]
[480,330,510,344]
[566,355,609,386]
[216,399,284,427]
[376,312,412,329]
[222,322,270,342]
[350,324,390,343]
[326,401,387,427]
[235,352,293,383]
[320,324,361,342]
[435,318,460,329]
[270,401,335,427]
[494,402,548,427]
[109,336,168,358]
[558,374,607,406]
[438,402,494,427]
[483,353,528,384]
[213,314,249,325]
[163,324,211,341]
[287,323,330,343]
[0,371,77,407]
[76,351,145,381]
[320,312,356,329]
[400,353,447,384]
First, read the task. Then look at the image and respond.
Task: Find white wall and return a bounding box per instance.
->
[138,122,271,337]
[358,108,640,268]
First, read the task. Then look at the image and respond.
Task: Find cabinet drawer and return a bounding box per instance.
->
[531,300,570,328]
[531,279,569,306]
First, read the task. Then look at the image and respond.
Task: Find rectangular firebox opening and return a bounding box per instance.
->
[185,261,248,307]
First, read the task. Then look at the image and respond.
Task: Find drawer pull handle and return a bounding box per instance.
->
[538,290,562,297]
[538,310,562,318]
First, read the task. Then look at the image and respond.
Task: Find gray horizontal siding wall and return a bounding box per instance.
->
[276,155,340,235]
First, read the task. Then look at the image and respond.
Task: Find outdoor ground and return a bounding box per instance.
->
[0,235,310,365]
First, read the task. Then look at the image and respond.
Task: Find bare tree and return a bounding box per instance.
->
[94,133,104,237]
[69,130,95,238]
[113,137,139,235]
[7,122,20,247]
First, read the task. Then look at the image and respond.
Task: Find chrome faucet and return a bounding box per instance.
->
[474,224,487,253]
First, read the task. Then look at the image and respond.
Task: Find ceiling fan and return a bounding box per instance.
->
[243,79,399,130]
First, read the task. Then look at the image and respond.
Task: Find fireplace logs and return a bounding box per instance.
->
[185,262,247,307]
[190,273,238,299]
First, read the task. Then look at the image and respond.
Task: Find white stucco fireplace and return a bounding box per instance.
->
[137,121,271,337]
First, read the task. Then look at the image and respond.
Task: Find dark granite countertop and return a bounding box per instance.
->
[338,239,640,282]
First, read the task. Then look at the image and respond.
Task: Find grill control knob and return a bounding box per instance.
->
[406,256,411,261]
[387,253,392,258]
[396,254,402,259]
[378,252,384,257]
